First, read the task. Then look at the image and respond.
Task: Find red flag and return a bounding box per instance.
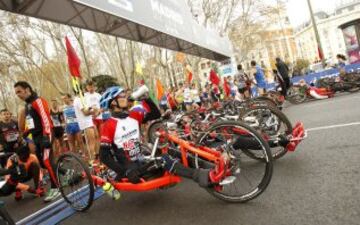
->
[209,69,220,85]
[156,79,164,101]
[65,36,81,78]
[187,71,193,83]
[167,93,176,109]
[317,46,324,61]
[223,78,230,97]
[185,65,193,83]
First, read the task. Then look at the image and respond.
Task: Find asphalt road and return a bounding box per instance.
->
[5,92,360,225]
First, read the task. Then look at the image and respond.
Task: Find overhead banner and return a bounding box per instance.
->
[0,0,232,61]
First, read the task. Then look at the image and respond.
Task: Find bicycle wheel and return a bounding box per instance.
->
[287,86,307,104]
[56,152,94,212]
[266,90,285,109]
[240,105,292,160]
[195,121,273,203]
[147,120,168,148]
[0,202,15,225]
[250,96,279,108]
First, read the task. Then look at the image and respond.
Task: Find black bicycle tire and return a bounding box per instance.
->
[287,86,307,104]
[56,152,94,212]
[195,120,273,203]
[240,105,293,160]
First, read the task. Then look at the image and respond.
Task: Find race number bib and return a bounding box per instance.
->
[5,131,19,142]
[66,117,77,124]
[51,116,61,127]
[26,115,35,129]
[123,139,141,161]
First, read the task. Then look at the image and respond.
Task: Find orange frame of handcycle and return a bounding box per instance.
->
[91,131,223,192]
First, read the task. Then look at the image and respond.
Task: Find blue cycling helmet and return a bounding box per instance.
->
[100,86,124,109]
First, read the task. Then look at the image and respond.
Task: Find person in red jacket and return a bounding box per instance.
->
[14,81,60,202]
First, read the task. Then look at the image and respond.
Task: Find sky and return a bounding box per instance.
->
[286,0,343,27]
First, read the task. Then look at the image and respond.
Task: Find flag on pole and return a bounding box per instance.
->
[135,62,143,75]
[148,88,158,105]
[185,64,193,83]
[223,77,230,97]
[65,36,86,108]
[65,36,81,78]
[156,79,164,101]
[209,69,220,85]
[317,46,324,60]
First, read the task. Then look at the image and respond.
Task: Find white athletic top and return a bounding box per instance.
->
[85,92,102,120]
[73,97,94,130]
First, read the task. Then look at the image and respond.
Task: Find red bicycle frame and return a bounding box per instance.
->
[91,132,228,192]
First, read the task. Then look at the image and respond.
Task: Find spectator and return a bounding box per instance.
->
[84,79,102,158]
[250,60,267,95]
[73,87,98,161]
[183,83,193,111]
[0,109,20,168]
[236,64,249,99]
[61,94,85,155]
[336,54,347,68]
[191,83,201,107]
[1,142,44,200]
[175,83,185,111]
[159,94,168,113]
[14,81,59,202]
[50,99,65,155]
[201,83,210,108]
[275,57,291,96]
[336,54,347,77]
[210,83,220,102]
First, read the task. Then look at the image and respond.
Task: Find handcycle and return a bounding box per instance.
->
[148,102,306,160]
[56,121,274,212]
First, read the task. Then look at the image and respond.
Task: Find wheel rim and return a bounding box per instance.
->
[57,154,93,211]
[196,122,272,202]
[241,108,292,159]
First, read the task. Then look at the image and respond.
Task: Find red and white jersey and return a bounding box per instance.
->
[100,100,154,161]
[101,117,141,161]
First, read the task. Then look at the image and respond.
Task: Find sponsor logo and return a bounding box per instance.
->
[108,0,134,12]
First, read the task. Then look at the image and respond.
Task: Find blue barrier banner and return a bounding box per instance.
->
[262,63,360,92]
[290,63,360,85]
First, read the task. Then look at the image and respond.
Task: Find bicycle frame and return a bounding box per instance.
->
[91,132,228,192]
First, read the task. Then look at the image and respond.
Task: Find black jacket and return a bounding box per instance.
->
[276,61,289,79]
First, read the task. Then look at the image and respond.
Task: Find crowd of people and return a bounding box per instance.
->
[0,80,108,202]
[0,57,293,204]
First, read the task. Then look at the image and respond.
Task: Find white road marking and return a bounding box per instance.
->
[306,122,360,132]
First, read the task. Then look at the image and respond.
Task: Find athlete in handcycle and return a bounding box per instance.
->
[56,86,289,211]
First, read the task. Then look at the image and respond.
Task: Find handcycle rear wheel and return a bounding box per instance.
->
[56,152,94,212]
[195,121,273,203]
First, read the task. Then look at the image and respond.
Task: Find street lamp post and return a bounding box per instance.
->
[306,0,326,67]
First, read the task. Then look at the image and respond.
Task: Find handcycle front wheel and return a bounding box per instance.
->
[240,105,293,160]
[56,152,94,212]
[0,202,15,225]
[287,86,307,104]
[195,121,273,203]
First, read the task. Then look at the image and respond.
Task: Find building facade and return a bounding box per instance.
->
[294,0,360,65]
